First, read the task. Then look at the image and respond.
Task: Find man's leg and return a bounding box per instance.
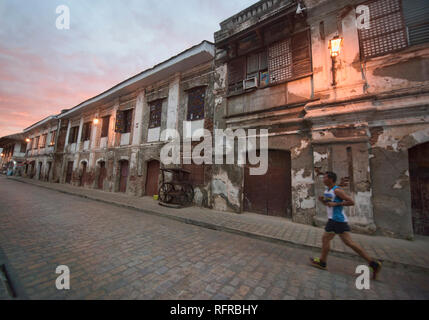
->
[320,232,336,263]
[339,232,372,263]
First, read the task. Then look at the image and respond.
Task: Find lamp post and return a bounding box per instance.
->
[329,35,343,86]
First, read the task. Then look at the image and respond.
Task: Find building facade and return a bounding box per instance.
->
[212,0,429,239]
[2,0,428,239]
[44,41,216,206]
[0,133,26,175]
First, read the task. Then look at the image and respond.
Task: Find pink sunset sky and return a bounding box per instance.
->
[0,0,256,137]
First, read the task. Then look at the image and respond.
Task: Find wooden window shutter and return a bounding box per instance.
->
[115,110,125,133]
[268,38,293,84]
[149,100,162,129]
[187,87,206,121]
[291,30,312,78]
[358,0,408,59]
[228,56,246,93]
[402,0,429,46]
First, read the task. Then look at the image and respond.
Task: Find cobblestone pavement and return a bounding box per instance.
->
[7,176,429,272]
[0,176,428,300]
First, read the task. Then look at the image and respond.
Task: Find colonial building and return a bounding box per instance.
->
[21,115,62,181]
[0,133,26,175]
[212,0,429,239]
[49,41,215,206]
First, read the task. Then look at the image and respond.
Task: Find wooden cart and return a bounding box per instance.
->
[158,168,194,208]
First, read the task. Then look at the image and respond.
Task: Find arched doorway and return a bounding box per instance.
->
[79,161,87,187]
[118,160,129,193]
[244,149,292,218]
[38,162,43,180]
[409,142,429,236]
[145,160,160,196]
[97,161,107,190]
[65,161,73,184]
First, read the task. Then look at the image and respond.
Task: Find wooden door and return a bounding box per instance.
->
[80,162,87,187]
[46,162,52,181]
[98,162,106,190]
[145,160,160,196]
[38,162,43,180]
[119,160,129,193]
[244,150,292,218]
[65,161,73,184]
[409,142,429,236]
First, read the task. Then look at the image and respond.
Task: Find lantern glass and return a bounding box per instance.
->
[329,37,343,57]
[93,118,99,125]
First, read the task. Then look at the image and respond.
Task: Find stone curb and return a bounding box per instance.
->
[7,177,429,274]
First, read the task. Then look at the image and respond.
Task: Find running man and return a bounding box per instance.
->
[310,171,382,280]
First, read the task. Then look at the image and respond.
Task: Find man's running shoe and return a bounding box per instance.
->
[369,260,382,280]
[310,257,327,270]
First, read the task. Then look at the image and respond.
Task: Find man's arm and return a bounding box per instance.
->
[328,188,355,207]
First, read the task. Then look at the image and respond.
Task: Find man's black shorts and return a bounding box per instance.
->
[325,219,351,234]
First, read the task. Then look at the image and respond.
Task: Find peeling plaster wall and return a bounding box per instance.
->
[370,125,429,239]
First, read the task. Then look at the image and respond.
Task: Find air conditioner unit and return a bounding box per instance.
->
[243,76,258,90]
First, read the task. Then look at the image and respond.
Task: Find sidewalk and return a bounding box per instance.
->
[6,176,429,273]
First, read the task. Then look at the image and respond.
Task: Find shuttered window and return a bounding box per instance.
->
[228,56,246,94]
[358,0,408,59]
[187,87,206,121]
[402,0,429,46]
[68,127,79,144]
[101,116,110,138]
[149,100,162,129]
[81,122,92,142]
[115,109,133,133]
[227,29,312,94]
[49,131,56,146]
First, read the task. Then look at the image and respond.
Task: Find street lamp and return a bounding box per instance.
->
[328,35,343,86]
[93,118,99,125]
[25,138,30,143]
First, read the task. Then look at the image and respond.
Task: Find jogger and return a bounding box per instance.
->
[310,172,382,280]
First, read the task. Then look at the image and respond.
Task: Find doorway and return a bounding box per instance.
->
[38,162,43,180]
[98,161,107,190]
[145,160,160,196]
[409,142,429,236]
[119,160,129,193]
[244,150,292,218]
[65,161,73,184]
[80,161,87,187]
[46,162,52,182]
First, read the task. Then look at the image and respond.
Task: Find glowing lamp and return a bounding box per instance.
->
[93,118,99,125]
[25,138,31,143]
[329,36,343,58]
[0,153,4,157]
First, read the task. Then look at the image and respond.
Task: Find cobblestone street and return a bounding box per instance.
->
[1,177,428,300]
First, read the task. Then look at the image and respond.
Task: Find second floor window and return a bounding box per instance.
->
[81,122,92,142]
[358,0,429,59]
[115,109,133,134]
[20,143,27,153]
[69,126,79,144]
[149,100,162,129]
[101,116,110,138]
[34,136,40,149]
[227,29,312,94]
[49,131,56,146]
[187,87,206,121]
[40,134,47,148]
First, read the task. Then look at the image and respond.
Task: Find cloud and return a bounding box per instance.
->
[0,0,256,137]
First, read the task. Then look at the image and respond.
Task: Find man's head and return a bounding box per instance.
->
[323,171,337,186]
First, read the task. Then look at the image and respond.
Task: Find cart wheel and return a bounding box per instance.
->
[183,184,194,205]
[159,183,174,204]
